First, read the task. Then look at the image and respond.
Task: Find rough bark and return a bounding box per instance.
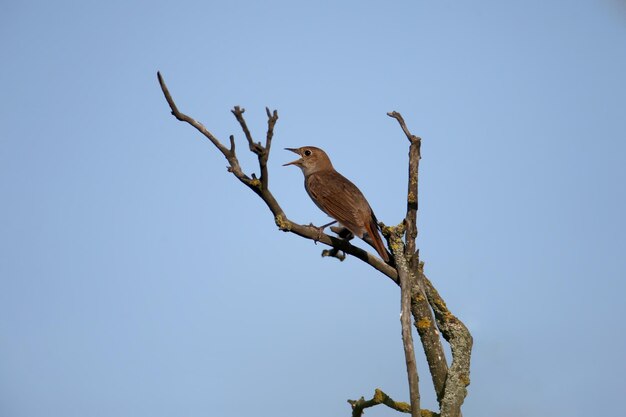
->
[389,225,420,417]
[387,111,451,405]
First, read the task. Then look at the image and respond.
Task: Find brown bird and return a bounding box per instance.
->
[283,146,390,262]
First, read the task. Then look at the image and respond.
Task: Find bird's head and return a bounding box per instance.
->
[283,146,333,175]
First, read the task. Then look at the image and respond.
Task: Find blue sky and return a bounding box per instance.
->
[1,1,625,416]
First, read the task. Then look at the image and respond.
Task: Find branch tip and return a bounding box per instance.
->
[348,389,434,417]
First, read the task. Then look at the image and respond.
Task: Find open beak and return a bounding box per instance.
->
[283,148,302,166]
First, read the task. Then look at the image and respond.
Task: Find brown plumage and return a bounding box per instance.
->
[283,146,390,262]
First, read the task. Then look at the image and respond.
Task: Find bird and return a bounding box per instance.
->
[283,146,390,262]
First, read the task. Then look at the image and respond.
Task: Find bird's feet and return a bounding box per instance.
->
[308,220,338,244]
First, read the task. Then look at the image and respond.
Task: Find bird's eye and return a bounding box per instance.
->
[304,150,312,156]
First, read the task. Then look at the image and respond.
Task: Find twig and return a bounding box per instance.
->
[230,106,274,190]
[157,71,240,171]
[261,107,278,189]
[265,107,278,151]
[387,111,421,268]
[231,106,256,152]
[387,111,421,144]
[348,389,439,417]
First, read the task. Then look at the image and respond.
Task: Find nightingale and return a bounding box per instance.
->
[283,146,390,262]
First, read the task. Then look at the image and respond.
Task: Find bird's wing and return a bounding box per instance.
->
[306,171,370,236]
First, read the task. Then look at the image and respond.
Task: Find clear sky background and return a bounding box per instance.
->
[1,1,625,416]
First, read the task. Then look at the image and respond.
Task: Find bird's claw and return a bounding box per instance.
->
[308,223,325,244]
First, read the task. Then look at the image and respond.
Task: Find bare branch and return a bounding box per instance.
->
[231,106,258,152]
[388,225,421,417]
[411,288,449,405]
[421,267,473,417]
[389,111,449,405]
[229,105,277,190]
[348,389,439,417]
[229,135,236,153]
[158,72,230,156]
[157,72,250,185]
[387,111,421,144]
[388,111,421,267]
[261,108,278,189]
[265,106,278,151]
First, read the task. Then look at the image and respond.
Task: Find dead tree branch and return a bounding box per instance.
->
[411,288,449,404]
[387,112,451,407]
[157,72,472,417]
[388,225,421,417]
[387,111,421,269]
[421,268,473,417]
[348,389,439,417]
[386,112,472,416]
[375,112,425,417]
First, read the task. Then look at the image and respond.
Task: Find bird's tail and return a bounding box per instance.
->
[365,216,390,262]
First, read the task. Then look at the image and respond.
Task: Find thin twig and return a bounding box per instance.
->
[261,107,279,189]
[387,111,421,144]
[348,389,439,417]
[231,105,274,189]
[158,72,230,156]
[157,71,249,183]
[387,111,421,268]
[231,106,257,152]
[265,107,278,151]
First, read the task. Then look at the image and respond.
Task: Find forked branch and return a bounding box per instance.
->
[387,225,421,417]
[421,268,473,417]
[388,111,471,417]
[348,389,439,417]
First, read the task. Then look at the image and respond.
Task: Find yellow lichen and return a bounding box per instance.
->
[249,178,262,189]
[433,297,448,311]
[390,241,402,253]
[413,292,426,302]
[460,372,471,386]
[396,402,411,413]
[373,389,384,403]
[274,214,291,231]
[417,317,431,329]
